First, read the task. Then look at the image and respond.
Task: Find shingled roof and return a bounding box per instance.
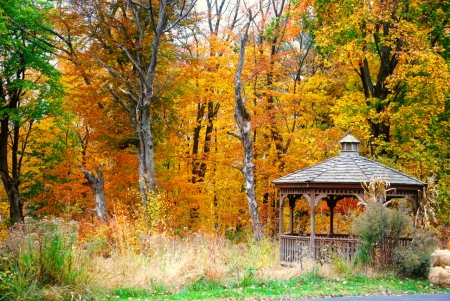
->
[273,134,425,186]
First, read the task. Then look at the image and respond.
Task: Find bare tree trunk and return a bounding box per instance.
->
[80,167,109,223]
[232,13,263,241]
[136,98,156,203]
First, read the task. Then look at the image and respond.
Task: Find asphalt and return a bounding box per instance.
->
[292,294,450,301]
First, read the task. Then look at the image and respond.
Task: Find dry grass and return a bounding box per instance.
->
[86,232,334,292]
[431,250,450,267]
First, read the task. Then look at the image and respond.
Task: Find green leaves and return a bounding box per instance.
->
[0,0,65,222]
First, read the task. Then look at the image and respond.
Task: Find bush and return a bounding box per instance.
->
[0,218,90,300]
[393,230,439,278]
[352,200,438,277]
[352,201,413,266]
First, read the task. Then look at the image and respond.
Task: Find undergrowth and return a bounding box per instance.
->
[0,218,93,300]
[0,216,447,300]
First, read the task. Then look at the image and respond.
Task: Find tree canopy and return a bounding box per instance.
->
[0,0,448,241]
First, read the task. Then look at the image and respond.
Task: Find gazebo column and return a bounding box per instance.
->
[308,191,316,259]
[310,206,315,258]
[288,196,296,234]
[279,195,284,235]
[308,192,327,259]
[326,196,338,236]
[279,193,288,235]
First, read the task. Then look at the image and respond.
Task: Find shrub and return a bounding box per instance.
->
[352,201,413,266]
[0,218,90,300]
[393,230,439,278]
[352,200,438,277]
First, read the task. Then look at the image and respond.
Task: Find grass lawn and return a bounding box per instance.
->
[102,276,450,301]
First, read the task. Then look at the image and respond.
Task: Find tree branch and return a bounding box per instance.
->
[165,0,198,33]
[105,84,137,129]
[227,131,242,141]
[93,55,132,85]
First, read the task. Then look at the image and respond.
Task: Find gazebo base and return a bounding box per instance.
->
[280,233,358,264]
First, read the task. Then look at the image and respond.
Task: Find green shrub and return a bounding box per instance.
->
[352,201,412,266]
[1,218,90,300]
[393,230,438,278]
[352,200,438,277]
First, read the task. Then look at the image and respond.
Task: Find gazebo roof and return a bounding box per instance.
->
[273,134,424,187]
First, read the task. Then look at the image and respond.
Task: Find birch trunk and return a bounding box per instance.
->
[233,15,263,241]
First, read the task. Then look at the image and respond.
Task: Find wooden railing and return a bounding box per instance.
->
[280,234,310,263]
[280,234,413,264]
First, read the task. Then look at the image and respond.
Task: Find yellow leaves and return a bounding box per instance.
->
[6,0,447,238]
[387,50,448,140]
[0,199,8,242]
[332,91,370,132]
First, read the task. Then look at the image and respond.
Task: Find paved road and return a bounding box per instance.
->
[292,294,450,301]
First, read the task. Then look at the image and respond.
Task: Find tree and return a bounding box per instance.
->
[80,167,108,223]
[314,0,450,156]
[231,10,263,241]
[167,0,243,225]
[0,0,62,224]
[66,0,196,207]
[189,0,240,184]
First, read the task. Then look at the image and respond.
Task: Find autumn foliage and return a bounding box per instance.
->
[0,0,449,247]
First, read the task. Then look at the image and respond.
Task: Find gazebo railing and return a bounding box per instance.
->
[280,234,358,263]
[280,234,413,264]
[280,234,310,263]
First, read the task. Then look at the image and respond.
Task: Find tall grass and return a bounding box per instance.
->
[0,218,91,300]
[0,216,393,300]
[76,214,342,293]
[88,231,317,292]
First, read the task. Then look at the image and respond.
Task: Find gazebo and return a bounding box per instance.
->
[272,134,425,263]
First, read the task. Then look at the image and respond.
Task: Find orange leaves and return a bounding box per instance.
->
[10,0,447,237]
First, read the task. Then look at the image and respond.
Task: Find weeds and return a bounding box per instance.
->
[0,216,445,300]
[0,218,91,300]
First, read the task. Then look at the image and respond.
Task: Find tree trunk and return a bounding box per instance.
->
[98,0,194,207]
[0,117,24,224]
[233,15,263,241]
[358,20,402,155]
[80,167,109,223]
[136,100,156,206]
[0,176,23,223]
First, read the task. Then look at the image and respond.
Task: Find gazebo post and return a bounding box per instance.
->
[279,195,284,236]
[288,196,296,234]
[326,196,337,236]
[309,191,316,259]
[278,194,284,262]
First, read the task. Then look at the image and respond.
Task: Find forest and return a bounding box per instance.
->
[1,0,450,299]
[1,0,450,237]
[1,0,449,241]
